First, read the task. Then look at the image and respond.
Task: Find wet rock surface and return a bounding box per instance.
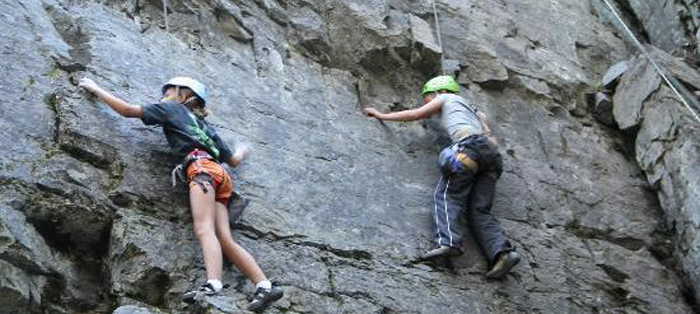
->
[0,0,698,313]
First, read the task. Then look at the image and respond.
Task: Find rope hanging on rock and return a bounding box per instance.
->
[431,0,446,75]
[600,0,700,124]
[163,0,169,32]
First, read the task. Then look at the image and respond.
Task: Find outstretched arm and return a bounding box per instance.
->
[362,97,443,122]
[477,111,491,133]
[476,111,500,146]
[79,78,143,118]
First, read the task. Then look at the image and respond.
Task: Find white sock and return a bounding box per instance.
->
[207,279,223,291]
[255,280,272,290]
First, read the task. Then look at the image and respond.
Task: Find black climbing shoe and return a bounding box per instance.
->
[486,250,521,279]
[247,284,284,313]
[182,282,220,304]
[421,245,463,260]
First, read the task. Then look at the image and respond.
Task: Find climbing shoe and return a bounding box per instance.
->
[182,282,220,304]
[247,284,284,313]
[421,245,463,260]
[485,250,521,279]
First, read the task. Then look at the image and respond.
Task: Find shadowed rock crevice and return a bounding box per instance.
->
[597,264,631,283]
[295,241,374,261]
[565,222,646,251]
[129,267,172,306]
[603,0,651,43]
[2,0,699,313]
[236,223,374,261]
[45,89,123,170]
[43,3,93,67]
[13,180,115,255]
[0,185,115,313]
[591,21,700,309]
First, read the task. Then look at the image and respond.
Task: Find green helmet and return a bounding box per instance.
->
[422,75,460,95]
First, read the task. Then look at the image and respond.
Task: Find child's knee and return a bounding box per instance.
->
[194,224,216,239]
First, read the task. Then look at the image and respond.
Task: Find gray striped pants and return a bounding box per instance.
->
[433,136,514,264]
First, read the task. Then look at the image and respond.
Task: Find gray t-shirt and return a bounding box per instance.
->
[437,93,484,142]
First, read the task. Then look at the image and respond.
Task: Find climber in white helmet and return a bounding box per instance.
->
[79,77,283,312]
[363,75,520,279]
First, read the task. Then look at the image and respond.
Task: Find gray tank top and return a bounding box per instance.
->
[437,94,484,142]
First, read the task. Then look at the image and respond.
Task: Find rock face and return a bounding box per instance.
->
[610,46,700,305]
[591,0,699,54]
[0,0,697,314]
[624,0,696,52]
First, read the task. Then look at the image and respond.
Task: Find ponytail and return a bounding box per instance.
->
[162,86,210,118]
[183,96,210,118]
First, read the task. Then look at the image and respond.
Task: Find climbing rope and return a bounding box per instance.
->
[163,0,169,32]
[601,0,700,124]
[431,0,446,75]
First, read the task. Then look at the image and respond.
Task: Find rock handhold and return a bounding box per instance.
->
[601,61,628,88]
[612,56,662,130]
[592,91,614,126]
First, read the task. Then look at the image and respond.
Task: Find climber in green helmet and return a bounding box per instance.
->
[363,75,520,279]
[79,77,283,312]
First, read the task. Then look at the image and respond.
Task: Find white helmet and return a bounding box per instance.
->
[162,77,208,105]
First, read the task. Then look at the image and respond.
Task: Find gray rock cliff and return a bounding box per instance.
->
[1,0,698,313]
[609,46,700,307]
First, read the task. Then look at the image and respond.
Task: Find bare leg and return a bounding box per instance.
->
[190,184,223,281]
[214,202,267,284]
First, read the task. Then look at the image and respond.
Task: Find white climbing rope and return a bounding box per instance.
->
[431,0,446,75]
[601,0,700,124]
[163,0,169,32]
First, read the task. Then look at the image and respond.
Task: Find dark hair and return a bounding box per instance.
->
[183,95,209,118]
[167,87,208,118]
